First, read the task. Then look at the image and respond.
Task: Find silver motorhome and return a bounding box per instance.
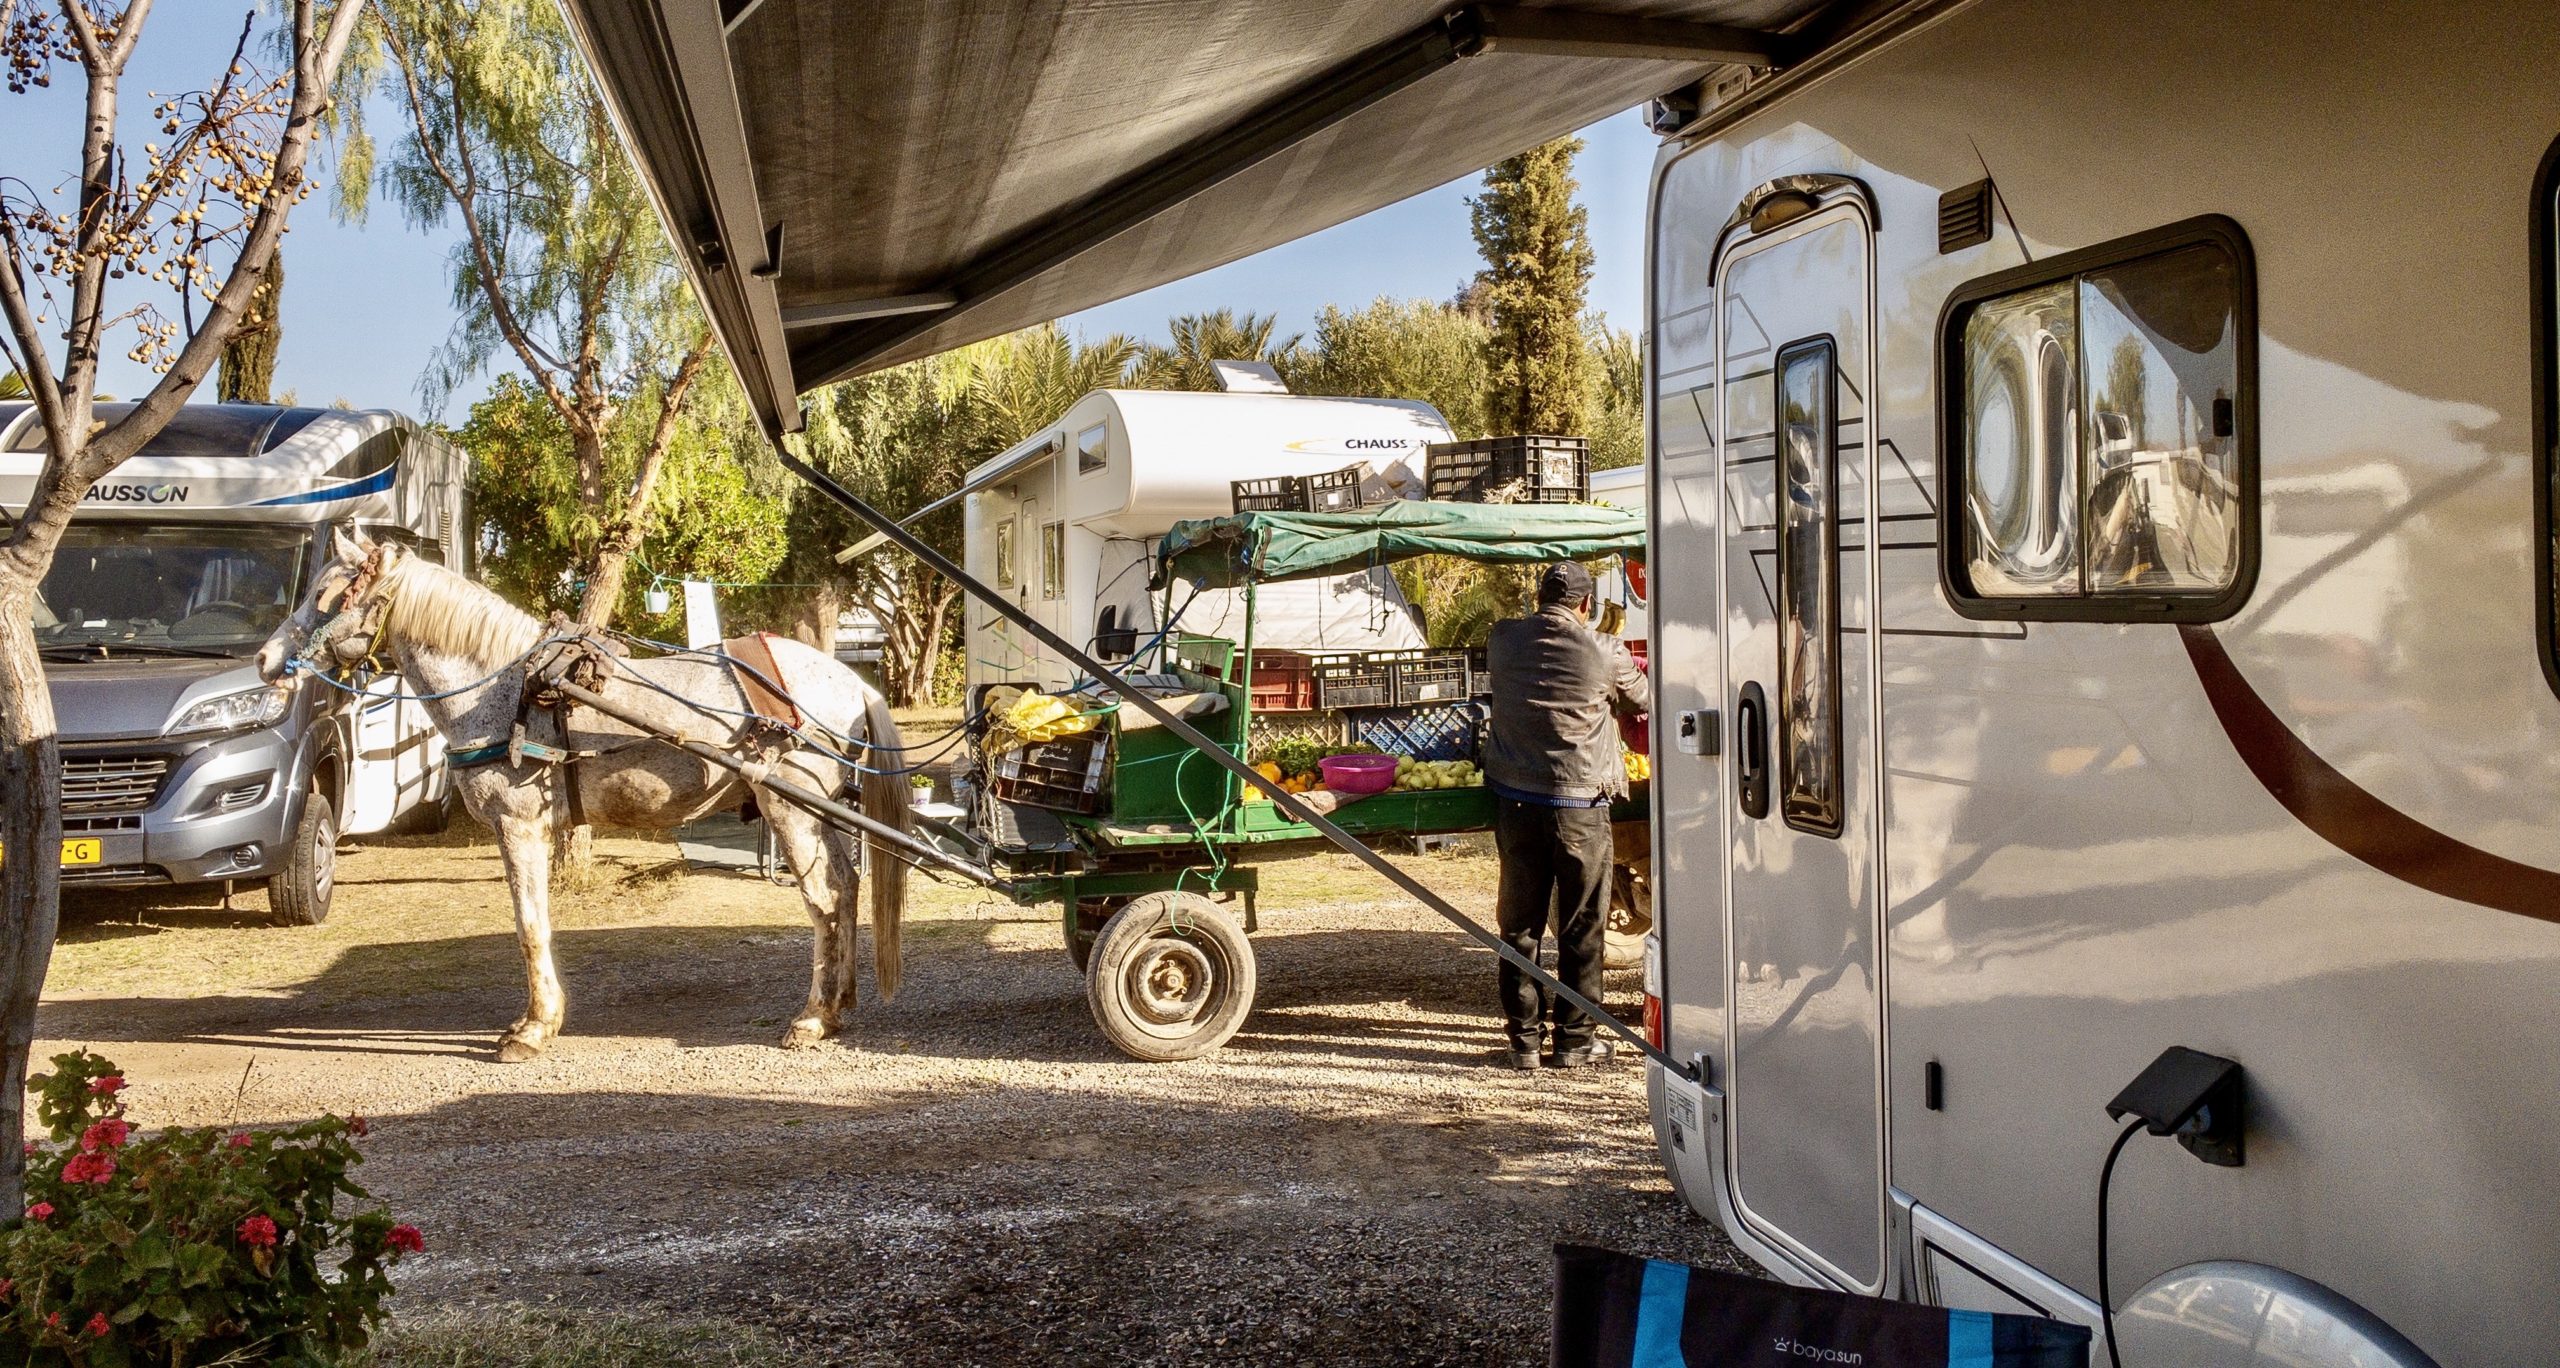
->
[1637,3,2560,1363]
[0,403,467,923]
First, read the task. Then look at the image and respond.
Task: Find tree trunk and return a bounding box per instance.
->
[576,341,710,630]
[787,586,841,655]
[217,249,284,404]
[0,584,65,1217]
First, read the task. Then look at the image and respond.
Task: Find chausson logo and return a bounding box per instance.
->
[1284,436,1421,453]
[83,481,190,505]
[1771,1338,1861,1365]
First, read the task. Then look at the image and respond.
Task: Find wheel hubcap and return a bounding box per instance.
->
[1126,936,1218,1029]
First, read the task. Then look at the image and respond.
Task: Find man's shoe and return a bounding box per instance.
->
[1544,1040,1616,1069]
[1495,1046,1543,1070]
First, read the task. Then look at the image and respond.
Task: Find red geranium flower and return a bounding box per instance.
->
[348,1114,369,1138]
[84,1313,109,1337]
[43,1311,59,1330]
[88,1075,124,1096]
[237,1214,279,1247]
[385,1224,425,1254]
[79,1118,129,1152]
[60,1152,115,1185]
[228,1132,253,1149]
[24,1202,51,1221]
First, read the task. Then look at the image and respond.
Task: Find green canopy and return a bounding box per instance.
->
[1157,500,1646,589]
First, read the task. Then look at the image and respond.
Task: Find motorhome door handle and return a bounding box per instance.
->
[1735,682,1769,819]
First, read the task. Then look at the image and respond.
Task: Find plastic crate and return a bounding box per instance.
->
[1248,711,1347,759]
[991,732,1110,814]
[1230,464,1368,514]
[1425,434,1590,504]
[1247,650,1322,712]
[1315,654,1396,709]
[1352,703,1484,763]
[1390,649,1471,705]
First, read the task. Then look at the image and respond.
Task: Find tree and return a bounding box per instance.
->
[1583,314,1642,470]
[216,246,282,401]
[335,0,714,629]
[1130,308,1298,392]
[1286,297,1489,438]
[1470,137,1595,436]
[0,0,367,1216]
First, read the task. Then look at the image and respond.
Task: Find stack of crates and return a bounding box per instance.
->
[991,733,1110,814]
[1230,464,1367,514]
[1425,434,1589,504]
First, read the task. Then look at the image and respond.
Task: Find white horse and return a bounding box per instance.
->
[257,528,911,1061]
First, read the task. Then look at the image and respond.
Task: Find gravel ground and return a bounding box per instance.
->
[38,824,1749,1365]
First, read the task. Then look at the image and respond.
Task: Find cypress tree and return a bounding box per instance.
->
[1469,137,1596,436]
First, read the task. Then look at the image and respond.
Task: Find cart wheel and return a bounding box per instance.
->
[1604,863,1651,970]
[1065,896,1125,973]
[1086,891,1255,1062]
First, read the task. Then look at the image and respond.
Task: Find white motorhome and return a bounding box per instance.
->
[960,385,1448,694]
[1631,4,2560,1363]
[0,404,467,923]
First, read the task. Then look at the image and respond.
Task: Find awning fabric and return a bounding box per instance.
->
[1158,500,1647,588]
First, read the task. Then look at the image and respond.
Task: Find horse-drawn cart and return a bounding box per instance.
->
[938,500,1651,1061]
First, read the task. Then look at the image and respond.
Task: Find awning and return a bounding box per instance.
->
[1157,500,1647,588]
[554,0,1885,437]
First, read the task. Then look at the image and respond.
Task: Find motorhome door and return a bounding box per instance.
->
[1715,189,1885,1290]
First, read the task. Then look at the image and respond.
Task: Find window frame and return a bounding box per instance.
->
[1040,519,1066,600]
[1774,334,1845,840]
[1076,422,1109,477]
[994,517,1017,589]
[1935,214,2260,624]
[2533,136,2560,700]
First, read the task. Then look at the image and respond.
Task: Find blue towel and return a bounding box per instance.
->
[1552,1244,2090,1368]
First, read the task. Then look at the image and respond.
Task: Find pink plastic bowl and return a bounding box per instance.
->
[1318,753,1398,795]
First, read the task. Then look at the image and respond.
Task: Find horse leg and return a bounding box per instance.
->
[821,823,864,1022]
[492,809,566,1062]
[764,796,843,1049]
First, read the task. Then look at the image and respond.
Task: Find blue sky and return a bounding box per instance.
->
[4,9,1656,424]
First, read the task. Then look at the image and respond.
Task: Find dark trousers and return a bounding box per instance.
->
[1492,796,1613,1052]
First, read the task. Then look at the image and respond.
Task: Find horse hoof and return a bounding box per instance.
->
[779,1022,828,1050]
[495,1033,546,1063]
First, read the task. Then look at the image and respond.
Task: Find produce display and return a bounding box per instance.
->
[1623,750,1651,783]
[1390,757,1481,791]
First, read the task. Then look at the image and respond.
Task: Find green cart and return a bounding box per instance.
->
[954,501,1648,1061]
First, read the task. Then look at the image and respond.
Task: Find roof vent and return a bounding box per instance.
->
[1211,360,1289,394]
[1938,179,1994,254]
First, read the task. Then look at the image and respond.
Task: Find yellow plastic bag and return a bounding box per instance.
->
[1001,690,1096,743]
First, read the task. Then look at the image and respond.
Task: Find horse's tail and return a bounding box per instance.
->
[858,690,910,1001]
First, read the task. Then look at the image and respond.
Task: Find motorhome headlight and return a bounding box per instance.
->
[165,684,294,737]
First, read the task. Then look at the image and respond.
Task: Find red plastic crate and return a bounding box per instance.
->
[1248,650,1322,712]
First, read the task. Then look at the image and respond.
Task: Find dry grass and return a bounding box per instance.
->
[359,1307,784,1368]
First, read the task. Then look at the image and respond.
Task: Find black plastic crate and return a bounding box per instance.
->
[991,732,1110,814]
[1352,703,1484,763]
[1425,434,1589,504]
[1314,654,1396,709]
[1390,649,1472,705]
[1230,463,1368,514]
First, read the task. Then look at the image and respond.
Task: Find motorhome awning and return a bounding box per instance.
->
[555,0,1896,437]
[1157,500,1646,588]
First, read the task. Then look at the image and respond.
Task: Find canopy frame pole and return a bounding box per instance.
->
[772,442,1693,1081]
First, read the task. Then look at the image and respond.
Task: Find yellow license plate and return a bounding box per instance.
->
[0,839,101,866]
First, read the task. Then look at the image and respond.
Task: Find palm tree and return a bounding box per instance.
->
[1130,309,1301,392]
[968,324,1141,441]
[0,371,26,401]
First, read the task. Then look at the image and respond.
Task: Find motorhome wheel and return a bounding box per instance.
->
[267,792,337,927]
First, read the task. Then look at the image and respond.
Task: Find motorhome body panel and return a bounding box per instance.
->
[1646,1,2560,1361]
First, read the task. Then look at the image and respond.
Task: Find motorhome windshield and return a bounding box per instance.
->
[36,525,307,657]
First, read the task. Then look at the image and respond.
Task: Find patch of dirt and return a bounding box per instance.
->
[39,828,1749,1365]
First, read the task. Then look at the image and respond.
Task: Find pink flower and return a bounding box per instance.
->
[44,1311,59,1330]
[23,1202,51,1221]
[88,1075,124,1096]
[60,1152,115,1185]
[227,1132,253,1149]
[237,1214,278,1247]
[79,1118,129,1152]
[385,1224,425,1254]
[83,1313,108,1337]
[19,1141,33,1157]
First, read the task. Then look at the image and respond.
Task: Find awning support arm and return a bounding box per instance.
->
[771,440,1695,1081]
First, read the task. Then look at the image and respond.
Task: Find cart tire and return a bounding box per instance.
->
[1066,896,1125,973]
[1085,892,1255,1062]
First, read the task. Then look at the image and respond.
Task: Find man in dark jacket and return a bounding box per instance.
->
[1482,561,1648,1069]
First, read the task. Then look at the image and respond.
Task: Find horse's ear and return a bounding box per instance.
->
[330,525,368,563]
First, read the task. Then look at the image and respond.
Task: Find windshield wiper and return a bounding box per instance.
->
[40,642,236,661]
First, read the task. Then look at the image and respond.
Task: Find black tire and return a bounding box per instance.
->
[1085,891,1255,1062]
[268,793,337,927]
[1065,895,1126,973]
[392,782,458,836]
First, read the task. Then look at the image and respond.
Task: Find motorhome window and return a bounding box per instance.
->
[1945,218,2252,620]
[1040,520,1065,599]
[34,525,306,656]
[1077,423,1108,476]
[994,518,1017,588]
[4,403,282,459]
[1775,337,1843,838]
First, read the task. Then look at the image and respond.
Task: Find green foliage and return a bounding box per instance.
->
[5,1052,421,1367]
[1470,137,1596,437]
[1583,315,1643,470]
[1286,298,1490,439]
[1130,310,1299,391]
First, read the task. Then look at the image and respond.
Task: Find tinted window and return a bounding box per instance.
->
[1077,423,1108,475]
[1776,338,1842,838]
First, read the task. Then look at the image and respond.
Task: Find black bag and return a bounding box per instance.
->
[1552,1244,2090,1367]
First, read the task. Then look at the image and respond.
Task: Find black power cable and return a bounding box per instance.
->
[2095,1117,2145,1368]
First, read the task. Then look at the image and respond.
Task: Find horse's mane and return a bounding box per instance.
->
[378,552,544,664]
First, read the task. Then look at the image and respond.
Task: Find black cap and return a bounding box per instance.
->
[1538,561,1594,606]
